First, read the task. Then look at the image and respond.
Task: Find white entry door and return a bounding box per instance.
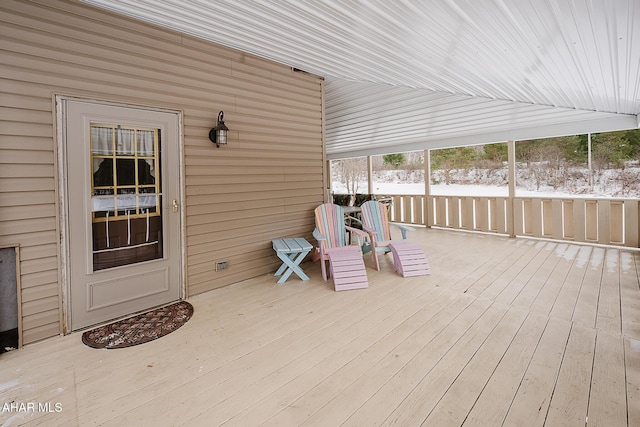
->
[63,99,182,330]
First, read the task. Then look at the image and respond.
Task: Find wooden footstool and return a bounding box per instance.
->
[327,246,369,291]
[388,241,430,278]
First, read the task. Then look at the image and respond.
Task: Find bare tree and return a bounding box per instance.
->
[332,158,367,204]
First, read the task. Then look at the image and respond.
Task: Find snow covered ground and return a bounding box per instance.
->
[372,182,589,198]
[336,181,578,198]
[332,166,640,199]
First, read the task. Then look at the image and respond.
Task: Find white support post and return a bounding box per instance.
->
[508,140,516,238]
[326,159,332,202]
[587,133,593,190]
[367,155,373,196]
[424,149,431,227]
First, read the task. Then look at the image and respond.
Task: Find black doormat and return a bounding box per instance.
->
[81,301,193,349]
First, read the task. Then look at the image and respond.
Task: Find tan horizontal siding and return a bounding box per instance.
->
[0,204,56,221]
[22,296,59,319]
[0,164,55,179]
[20,282,58,302]
[186,213,315,238]
[0,230,56,248]
[0,177,56,193]
[1,0,324,344]
[18,243,58,261]
[0,191,55,207]
[20,270,58,290]
[185,156,321,168]
[21,321,60,344]
[0,149,54,164]
[187,194,321,216]
[0,135,55,151]
[20,258,58,276]
[187,216,315,245]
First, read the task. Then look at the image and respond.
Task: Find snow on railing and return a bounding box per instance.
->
[383,194,640,248]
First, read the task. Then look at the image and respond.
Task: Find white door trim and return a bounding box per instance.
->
[55,95,185,333]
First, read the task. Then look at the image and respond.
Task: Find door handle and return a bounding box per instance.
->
[172,199,179,213]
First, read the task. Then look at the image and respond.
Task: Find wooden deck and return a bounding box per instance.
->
[2,228,640,426]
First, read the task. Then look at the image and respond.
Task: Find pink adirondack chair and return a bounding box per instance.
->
[313,203,369,290]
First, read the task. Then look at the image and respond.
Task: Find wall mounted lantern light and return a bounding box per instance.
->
[209,111,229,148]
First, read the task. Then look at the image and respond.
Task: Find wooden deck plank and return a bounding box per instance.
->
[460,311,550,426]
[501,317,572,426]
[463,238,536,296]
[512,243,572,313]
[548,245,592,322]
[621,251,640,339]
[382,302,510,426]
[341,297,494,427]
[279,293,479,426]
[493,241,556,306]
[448,236,527,294]
[545,323,596,427]
[188,286,456,426]
[75,277,343,422]
[587,331,627,427]
[1,228,639,427]
[528,244,577,316]
[419,306,529,426]
[476,240,547,301]
[109,280,443,426]
[625,338,640,427]
[596,249,623,334]
[84,272,407,424]
[232,294,477,426]
[572,247,605,329]
[223,232,511,426]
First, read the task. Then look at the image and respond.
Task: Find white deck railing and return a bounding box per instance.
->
[384,194,640,248]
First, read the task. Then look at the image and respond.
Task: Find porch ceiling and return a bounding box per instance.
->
[82,0,640,158]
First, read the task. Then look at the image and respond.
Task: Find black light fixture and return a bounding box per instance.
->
[209,111,229,148]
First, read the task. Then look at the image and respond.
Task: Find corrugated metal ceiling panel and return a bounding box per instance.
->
[324,78,637,158]
[81,0,640,157]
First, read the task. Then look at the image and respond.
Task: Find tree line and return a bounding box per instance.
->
[427,129,640,171]
[334,129,640,197]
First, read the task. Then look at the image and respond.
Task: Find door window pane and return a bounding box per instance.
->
[91,126,113,155]
[115,127,135,156]
[90,124,163,271]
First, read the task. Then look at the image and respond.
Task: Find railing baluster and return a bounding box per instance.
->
[403,196,412,224]
[563,200,575,240]
[448,196,458,229]
[574,199,586,242]
[477,197,488,232]
[625,201,638,247]
[584,200,598,241]
[386,194,639,248]
[542,200,553,237]
[412,196,421,225]
[461,197,472,230]
[597,200,610,244]
[523,199,533,235]
[499,197,505,233]
[436,197,446,227]
[610,201,623,244]
[551,199,563,240]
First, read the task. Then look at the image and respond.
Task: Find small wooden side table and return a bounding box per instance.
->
[272,237,313,284]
